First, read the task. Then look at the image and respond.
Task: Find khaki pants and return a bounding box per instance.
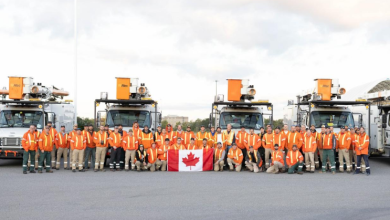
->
[124,150,136,170]
[147,162,156,172]
[51,145,57,167]
[314,149,319,169]
[319,149,323,164]
[227,158,241,172]
[28,151,40,168]
[245,161,259,173]
[264,148,272,168]
[354,152,366,172]
[304,152,315,172]
[156,159,167,171]
[338,149,351,172]
[135,161,146,171]
[214,160,224,171]
[95,147,107,170]
[56,148,68,169]
[348,150,354,167]
[266,161,283,173]
[72,149,84,170]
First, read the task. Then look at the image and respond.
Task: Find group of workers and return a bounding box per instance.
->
[21,121,371,176]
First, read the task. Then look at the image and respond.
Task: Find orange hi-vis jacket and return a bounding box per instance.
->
[147,148,159,164]
[140,132,153,149]
[55,132,69,149]
[262,133,274,149]
[94,131,109,147]
[271,150,284,166]
[224,130,235,146]
[196,131,208,147]
[214,147,224,161]
[118,130,128,138]
[132,123,142,139]
[123,135,138,151]
[207,132,214,148]
[39,133,54,151]
[68,130,76,139]
[244,133,261,150]
[175,130,185,143]
[235,131,248,149]
[166,130,177,145]
[300,130,306,139]
[337,133,351,150]
[22,131,38,151]
[183,131,195,146]
[286,150,304,166]
[286,132,303,151]
[350,133,358,150]
[228,148,243,164]
[271,133,285,151]
[302,135,317,153]
[154,131,162,147]
[85,131,96,148]
[158,144,170,161]
[187,144,198,150]
[158,134,170,146]
[172,144,186,151]
[71,134,86,150]
[213,132,227,150]
[49,128,57,145]
[322,133,334,150]
[201,144,211,150]
[356,133,369,155]
[109,133,122,148]
[316,133,325,150]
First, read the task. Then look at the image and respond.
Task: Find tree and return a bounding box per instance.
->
[264,119,284,129]
[161,120,168,129]
[77,117,95,131]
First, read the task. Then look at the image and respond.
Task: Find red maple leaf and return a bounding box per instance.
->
[182,152,200,170]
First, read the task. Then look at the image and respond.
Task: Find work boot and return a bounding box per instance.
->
[30,170,36,173]
[116,168,120,171]
[137,170,141,172]
[72,169,76,173]
[100,169,106,172]
[35,167,38,170]
[23,171,27,174]
[94,169,98,172]
[332,171,336,174]
[347,170,351,174]
[310,171,314,173]
[366,172,370,176]
[110,169,115,172]
[52,166,56,169]
[79,169,85,172]
[56,168,59,170]
[125,169,129,172]
[38,170,42,173]
[297,171,303,175]
[46,170,53,173]
[362,171,366,174]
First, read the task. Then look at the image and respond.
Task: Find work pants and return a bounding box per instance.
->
[84,147,96,169]
[72,149,84,170]
[28,150,39,168]
[264,148,272,168]
[214,160,224,171]
[356,154,370,174]
[119,147,125,169]
[51,145,57,167]
[304,152,315,172]
[110,148,121,169]
[314,149,319,169]
[135,161,146,171]
[322,149,336,172]
[95,147,107,170]
[56,148,68,169]
[245,161,259,173]
[288,162,303,174]
[124,150,136,170]
[266,161,283,173]
[39,151,51,172]
[23,150,35,171]
[338,149,351,172]
[354,152,366,172]
[156,159,167,171]
[227,158,242,172]
[147,162,156,172]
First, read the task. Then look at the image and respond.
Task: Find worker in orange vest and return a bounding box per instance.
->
[123,130,138,171]
[300,125,306,139]
[302,130,317,173]
[208,126,216,148]
[46,121,58,169]
[83,124,96,170]
[201,138,210,150]
[286,145,304,174]
[117,124,128,169]
[27,124,41,170]
[266,144,284,174]
[285,125,303,152]
[354,127,370,176]
[146,143,159,172]
[183,126,195,146]
[350,128,365,172]
[93,125,109,172]
[223,124,235,151]
[38,126,55,173]
[214,142,226,172]
[262,126,274,169]
[55,125,70,170]
[153,125,162,148]
[135,145,147,172]
[245,146,262,173]
[172,137,186,150]
[187,138,198,150]
[227,143,243,172]
[156,138,170,171]
[175,125,185,143]
[109,126,123,171]
[236,125,248,151]
[140,125,153,149]
[68,124,78,169]
[317,125,326,167]
[320,126,336,174]
[214,127,227,150]
[309,125,320,169]
[22,125,38,174]
[166,124,177,145]
[132,122,142,140]
[196,125,208,148]
[158,129,169,146]
[71,128,86,172]
[337,126,352,173]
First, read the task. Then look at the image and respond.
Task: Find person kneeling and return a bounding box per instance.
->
[227,143,243,172]
[135,145,147,172]
[146,143,158,172]
[245,146,262,173]
[286,145,304,174]
[214,142,225,172]
[266,144,284,174]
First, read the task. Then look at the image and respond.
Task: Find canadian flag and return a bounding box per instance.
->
[167,149,214,172]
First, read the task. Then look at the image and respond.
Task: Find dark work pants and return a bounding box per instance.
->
[356,154,370,174]
[259,147,265,170]
[23,150,35,171]
[110,148,121,169]
[84,147,96,169]
[241,148,247,167]
[119,147,125,169]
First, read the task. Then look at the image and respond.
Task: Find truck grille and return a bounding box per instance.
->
[2,138,21,146]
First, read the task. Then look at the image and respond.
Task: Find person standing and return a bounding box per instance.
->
[38,126,54,173]
[285,125,303,153]
[135,145,147,172]
[22,125,38,174]
[117,124,127,169]
[140,125,153,150]
[109,127,123,171]
[213,127,226,150]
[156,138,170,171]
[245,146,262,173]
[175,125,185,144]
[302,130,317,173]
[146,143,159,172]
[208,126,216,148]
[196,125,209,148]
[337,126,352,173]
[68,124,78,169]
[28,124,41,170]
[214,142,226,172]
[47,121,58,169]
[183,125,195,146]
[71,128,86,172]
[266,144,284,174]
[317,125,326,168]
[286,145,304,174]
[236,126,248,155]
[84,125,96,171]
[123,130,138,171]
[154,125,162,148]
[262,126,274,169]
[223,124,235,151]
[320,126,336,174]
[354,127,371,176]
[55,125,69,170]
[166,124,177,145]
[227,143,243,172]
[94,125,109,172]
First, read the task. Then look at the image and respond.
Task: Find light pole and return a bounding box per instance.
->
[74,0,78,125]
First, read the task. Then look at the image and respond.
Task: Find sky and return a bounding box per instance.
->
[0,0,389,121]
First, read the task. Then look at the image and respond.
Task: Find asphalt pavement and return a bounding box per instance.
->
[1,157,390,220]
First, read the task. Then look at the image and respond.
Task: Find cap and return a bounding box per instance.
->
[274,144,279,148]
[165,138,170,141]
[118,124,123,127]
[76,128,81,131]
[292,144,297,148]
[275,126,280,130]
[139,144,144,148]
[340,126,346,129]
[61,125,65,128]
[190,138,195,141]
[167,124,172,127]
[88,124,93,127]
[157,125,161,128]
[325,125,330,129]
[240,125,245,129]
[249,146,253,149]
[47,121,53,124]
[232,143,237,146]
[321,125,325,128]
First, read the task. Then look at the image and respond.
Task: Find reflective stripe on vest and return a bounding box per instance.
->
[247,151,258,162]
[305,136,313,149]
[215,148,223,161]
[289,151,298,163]
[273,134,281,146]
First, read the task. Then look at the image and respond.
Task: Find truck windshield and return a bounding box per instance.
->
[107,110,150,127]
[220,112,263,129]
[310,111,355,128]
[0,110,43,128]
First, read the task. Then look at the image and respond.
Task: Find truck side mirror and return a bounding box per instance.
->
[382,114,388,128]
[159,114,162,123]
